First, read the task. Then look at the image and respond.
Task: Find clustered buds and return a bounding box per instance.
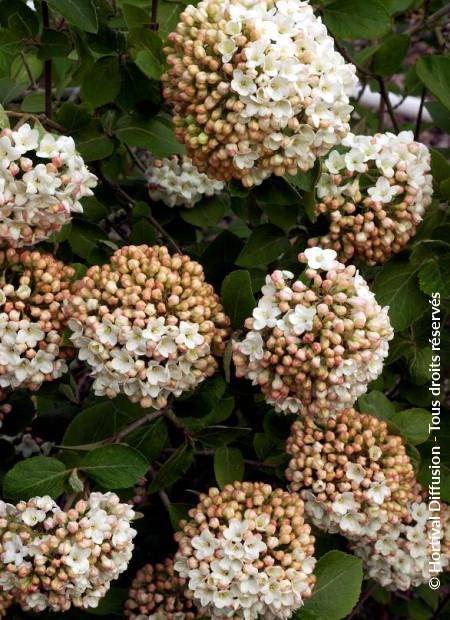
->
[350,501,449,590]
[233,248,393,418]
[147,155,225,208]
[0,492,136,612]
[174,481,316,620]
[0,249,75,396]
[0,123,97,247]
[285,408,422,541]
[65,245,230,408]
[162,0,357,187]
[310,131,433,265]
[124,558,200,619]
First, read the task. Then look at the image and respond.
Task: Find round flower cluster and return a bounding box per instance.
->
[162,0,357,186]
[147,155,225,208]
[285,408,422,541]
[124,558,199,619]
[0,249,75,395]
[0,123,97,247]
[0,492,136,612]
[350,501,448,590]
[65,245,230,408]
[310,131,433,265]
[174,481,316,620]
[233,248,393,418]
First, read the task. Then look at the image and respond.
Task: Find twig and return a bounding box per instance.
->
[42,2,53,119]
[163,408,192,438]
[5,110,65,133]
[150,0,159,30]
[94,166,182,254]
[408,4,450,35]
[125,144,148,174]
[113,409,163,443]
[149,465,172,512]
[377,78,400,133]
[378,94,385,132]
[20,52,37,89]
[414,87,427,140]
[347,583,377,620]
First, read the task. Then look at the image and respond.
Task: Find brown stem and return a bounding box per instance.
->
[5,110,66,133]
[414,87,427,140]
[113,409,163,443]
[408,4,450,35]
[377,78,399,133]
[150,0,159,30]
[347,584,377,620]
[42,2,53,119]
[125,144,148,174]
[94,166,182,254]
[378,95,385,132]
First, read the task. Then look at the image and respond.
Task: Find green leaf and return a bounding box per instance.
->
[81,57,121,108]
[408,346,433,385]
[372,34,410,76]
[38,30,71,60]
[373,258,428,331]
[214,446,245,489]
[81,445,148,489]
[86,587,127,616]
[181,195,228,227]
[253,176,300,205]
[390,408,431,445]
[115,114,185,158]
[126,417,168,463]
[46,0,98,33]
[236,224,290,267]
[416,56,450,112]
[358,390,396,420]
[129,29,164,80]
[76,129,115,161]
[129,218,158,245]
[196,425,251,448]
[297,551,363,620]
[3,457,67,501]
[323,0,390,40]
[221,270,255,329]
[62,399,146,446]
[149,442,194,492]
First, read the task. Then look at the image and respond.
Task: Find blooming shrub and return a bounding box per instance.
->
[285,408,422,540]
[174,482,316,620]
[65,245,230,408]
[0,124,97,247]
[147,155,225,208]
[0,493,136,612]
[0,249,74,396]
[162,0,357,186]
[233,249,393,417]
[124,558,199,619]
[309,131,433,264]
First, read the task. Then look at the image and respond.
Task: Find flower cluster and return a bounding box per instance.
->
[2,430,54,458]
[0,591,12,619]
[285,408,422,541]
[147,155,225,208]
[162,0,357,187]
[174,481,316,620]
[0,249,75,396]
[233,248,393,418]
[350,501,448,590]
[310,131,433,265]
[0,123,97,247]
[124,558,200,619]
[65,245,230,408]
[0,492,136,612]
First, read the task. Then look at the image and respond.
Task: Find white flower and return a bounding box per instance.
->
[367,482,391,505]
[332,492,358,515]
[110,349,134,374]
[239,332,264,361]
[304,247,337,270]
[346,463,365,485]
[11,123,39,154]
[231,70,257,97]
[97,320,119,347]
[142,317,166,342]
[367,177,400,203]
[175,321,204,349]
[252,299,280,330]
[21,507,46,526]
[191,529,220,560]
